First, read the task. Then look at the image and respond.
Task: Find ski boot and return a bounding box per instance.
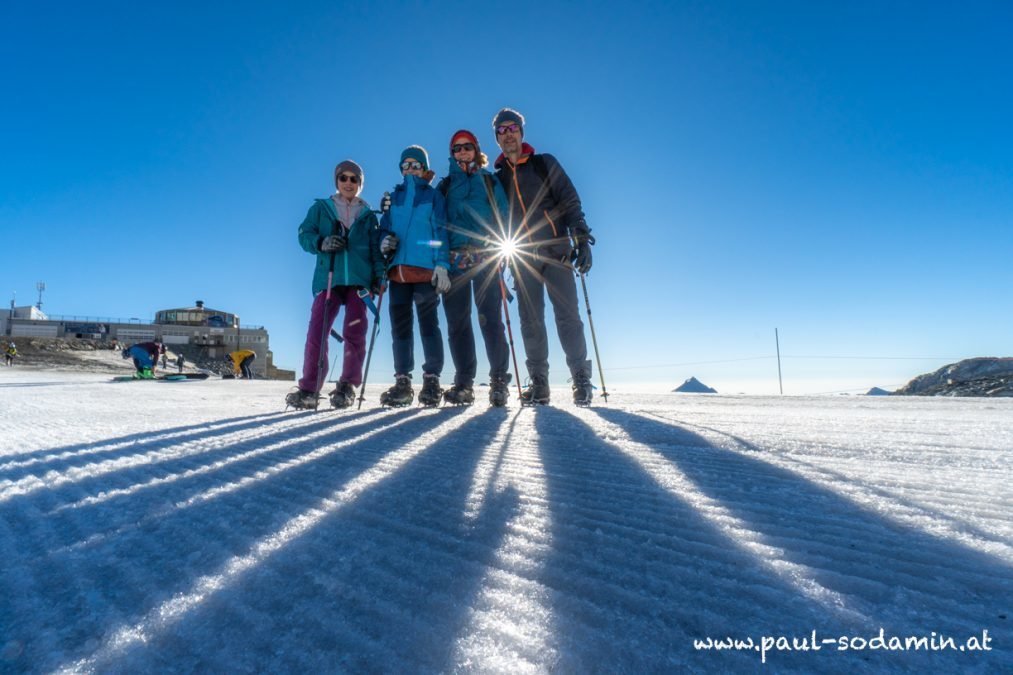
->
[443,383,475,406]
[286,388,319,410]
[329,381,356,409]
[380,375,414,407]
[136,368,155,380]
[572,372,594,407]
[489,374,511,407]
[519,375,550,406]
[418,373,443,408]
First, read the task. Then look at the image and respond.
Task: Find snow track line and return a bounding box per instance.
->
[56,408,473,674]
[0,409,383,503]
[0,411,291,473]
[48,408,398,515]
[565,407,871,622]
[45,409,426,559]
[638,409,1013,562]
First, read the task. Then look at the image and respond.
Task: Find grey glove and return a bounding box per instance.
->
[321,234,347,253]
[380,234,399,256]
[431,266,451,294]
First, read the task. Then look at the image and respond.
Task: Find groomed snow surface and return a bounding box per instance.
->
[1,368,1010,673]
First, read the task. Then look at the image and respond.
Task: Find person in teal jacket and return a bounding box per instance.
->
[376,145,450,407]
[286,160,384,410]
[436,129,514,406]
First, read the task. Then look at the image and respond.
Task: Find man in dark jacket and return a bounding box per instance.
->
[493,107,595,406]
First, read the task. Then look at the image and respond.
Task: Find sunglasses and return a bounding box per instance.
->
[401,160,423,171]
[338,174,360,184]
[495,123,520,135]
[452,143,476,153]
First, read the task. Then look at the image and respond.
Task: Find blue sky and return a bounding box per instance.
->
[2,1,1011,394]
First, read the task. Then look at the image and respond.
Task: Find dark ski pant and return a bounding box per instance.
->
[240,354,255,379]
[443,261,510,387]
[513,257,590,380]
[388,280,443,377]
[298,285,368,392]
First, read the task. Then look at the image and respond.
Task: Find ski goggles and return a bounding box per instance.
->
[400,160,424,172]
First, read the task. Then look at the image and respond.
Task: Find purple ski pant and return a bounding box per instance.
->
[298,285,368,392]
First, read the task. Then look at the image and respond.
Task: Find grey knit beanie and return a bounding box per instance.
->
[492,107,525,132]
[334,159,364,191]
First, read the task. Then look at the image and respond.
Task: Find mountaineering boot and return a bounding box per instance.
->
[489,374,511,407]
[519,375,550,406]
[329,381,356,409]
[285,388,319,410]
[443,383,475,406]
[572,371,594,407]
[418,373,443,407]
[380,374,414,407]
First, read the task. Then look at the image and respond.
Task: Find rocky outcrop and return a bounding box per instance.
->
[894,358,1013,397]
[673,377,717,394]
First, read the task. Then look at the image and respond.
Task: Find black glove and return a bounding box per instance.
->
[571,233,595,274]
[320,234,347,253]
[380,191,391,214]
[371,279,387,295]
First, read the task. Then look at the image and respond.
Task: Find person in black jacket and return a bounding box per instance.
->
[492,107,595,406]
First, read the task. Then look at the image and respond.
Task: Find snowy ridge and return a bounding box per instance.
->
[1,370,1010,672]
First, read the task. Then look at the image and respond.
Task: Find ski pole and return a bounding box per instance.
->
[358,203,392,410]
[498,263,524,400]
[314,251,336,401]
[357,283,385,410]
[577,271,609,403]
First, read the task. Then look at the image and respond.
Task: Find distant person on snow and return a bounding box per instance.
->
[286,159,384,410]
[177,353,185,373]
[435,129,513,407]
[227,349,257,379]
[493,107,596,406]
[377,145,451,407]
[4,342,16,366]
[122,341,162,379]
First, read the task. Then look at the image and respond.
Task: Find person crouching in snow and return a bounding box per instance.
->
[122,341,162,379]
[377,145,451,407]
[227,349,257,379]
[286,160,384,410]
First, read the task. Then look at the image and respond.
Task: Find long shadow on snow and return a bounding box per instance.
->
[0,408,387,535]
[592,407,1012,671]
[103,407,522,673]
[0,410,292,472]
[1,407,460,673]
[531,406,861,673]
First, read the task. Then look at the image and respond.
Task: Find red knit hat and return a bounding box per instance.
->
[450,129,479,152]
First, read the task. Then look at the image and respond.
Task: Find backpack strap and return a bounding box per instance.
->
[530,154,550,188]
[436,176,450,198]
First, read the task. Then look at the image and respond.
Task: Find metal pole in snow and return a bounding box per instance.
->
[775,328,784,395]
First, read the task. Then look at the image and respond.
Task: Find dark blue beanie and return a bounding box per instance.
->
[399,145,429,171]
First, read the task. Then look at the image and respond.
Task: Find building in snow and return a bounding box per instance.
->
[2,299,281,379]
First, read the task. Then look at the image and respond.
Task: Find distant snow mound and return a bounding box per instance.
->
[866,387,893,396]
[672,377,717,394]
[894,357,1013,397]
